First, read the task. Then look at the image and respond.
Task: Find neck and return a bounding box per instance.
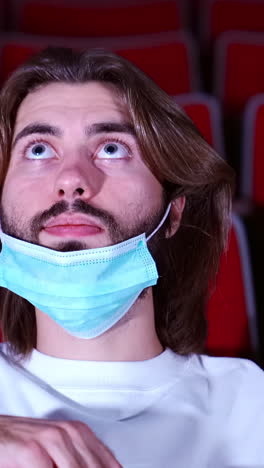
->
[35,288,164,361]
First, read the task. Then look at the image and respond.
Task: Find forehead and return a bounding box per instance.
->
[15,81,128,127]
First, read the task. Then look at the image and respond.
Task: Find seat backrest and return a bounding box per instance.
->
[201,0,264,43]
[174,92,225,156]
[214,31,264,116]
[10,0,186,37]
[0,31,199,95]
[206,214,258,358]
[241,94,264,205]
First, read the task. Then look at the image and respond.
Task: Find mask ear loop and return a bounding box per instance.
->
[146,203,172,242]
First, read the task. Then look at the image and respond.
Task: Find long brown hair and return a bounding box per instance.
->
[0,47,235,359]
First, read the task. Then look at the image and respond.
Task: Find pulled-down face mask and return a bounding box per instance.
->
[0,204,171,339]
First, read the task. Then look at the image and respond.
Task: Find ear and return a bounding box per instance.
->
[166,196,186,238]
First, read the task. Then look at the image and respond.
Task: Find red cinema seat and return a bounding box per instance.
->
[206,214,258,358]
[174,92,225,156]
[201,0,264,43]
[214,32,264,116]
[0,31,199,95]
[11,0,187,38]
[241,94,264,205]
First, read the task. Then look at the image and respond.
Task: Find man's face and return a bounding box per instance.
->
[1,81,166,252]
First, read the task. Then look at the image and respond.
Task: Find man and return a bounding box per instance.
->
[0,47,263,468]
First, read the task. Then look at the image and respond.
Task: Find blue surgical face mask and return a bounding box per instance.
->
[0,204,171,339]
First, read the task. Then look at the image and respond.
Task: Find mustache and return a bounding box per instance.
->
[30,199,119,239]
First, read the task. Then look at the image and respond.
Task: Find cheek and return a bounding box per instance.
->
[134,170,163,207]
[1,168,49,217]
[105,170,163,217]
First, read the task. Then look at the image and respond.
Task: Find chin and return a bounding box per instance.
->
[51,240,88,252]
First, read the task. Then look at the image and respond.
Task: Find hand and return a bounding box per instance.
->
[0,415,123,467]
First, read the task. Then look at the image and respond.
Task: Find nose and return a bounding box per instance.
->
[53,159,103,201]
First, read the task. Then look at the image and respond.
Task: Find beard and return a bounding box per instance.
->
[0,191,170,257]
[0,194,171,310]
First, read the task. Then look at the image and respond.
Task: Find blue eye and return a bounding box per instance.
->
[25,142,55,159]
[97,142,129,159]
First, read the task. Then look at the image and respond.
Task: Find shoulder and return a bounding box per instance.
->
[0,342,10,364]
[187,354,264,457]
[194,354,264,397]
[0,342,18,372]
[0,343,24,406]
[197,353,264,386]
[198,353,263,375]
[193,355,264,461]
[0,342,26,378]
[196,354,264,429]
[183,353,264,418]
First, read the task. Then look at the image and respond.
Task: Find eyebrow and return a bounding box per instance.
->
[12,121,136,148]
[85,122,136,137]
[12,123,62,148]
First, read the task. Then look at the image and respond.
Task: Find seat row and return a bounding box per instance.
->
[179,92,264,208]
[3,0,264,42]
[2,31,264,119]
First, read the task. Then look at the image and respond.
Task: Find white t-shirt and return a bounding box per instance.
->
[0,343,263,468]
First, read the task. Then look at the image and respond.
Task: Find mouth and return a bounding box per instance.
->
[42,215,104,238]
